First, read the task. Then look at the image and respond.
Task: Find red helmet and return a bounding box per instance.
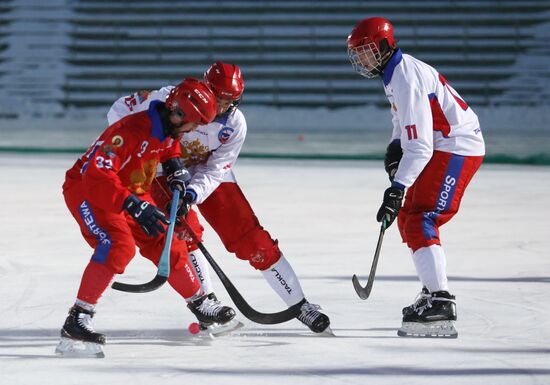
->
[204,61,245,101]
[165,78,217,125]
[347,17,396,78]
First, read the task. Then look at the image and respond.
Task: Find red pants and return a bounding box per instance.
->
[397,151,483,252]
[152,179,281,271]
[64,182,200,300]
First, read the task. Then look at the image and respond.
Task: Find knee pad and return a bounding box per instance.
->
[403,212,441,252]
[235,233,281,271]
[103,239,136,274]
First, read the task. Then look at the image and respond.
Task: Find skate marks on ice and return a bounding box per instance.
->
[0,324,401,360]
[3,323,333,359]
[0,327,218,359]
[219,325,402,340]
[464,284,550,343]
[0,329,70,360]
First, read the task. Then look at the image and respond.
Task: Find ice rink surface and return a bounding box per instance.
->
[1,153,549,385]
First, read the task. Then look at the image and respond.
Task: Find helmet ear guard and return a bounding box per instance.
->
[378,38,394,58]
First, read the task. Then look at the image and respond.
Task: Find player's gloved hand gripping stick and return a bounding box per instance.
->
[111,190,180,293]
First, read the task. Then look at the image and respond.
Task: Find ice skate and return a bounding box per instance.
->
[297,301,332,335]
[402,286,430,316]
[55,305,105,358]
[398,291,458,338]
[198,318,245,338]
[188,292,236,328]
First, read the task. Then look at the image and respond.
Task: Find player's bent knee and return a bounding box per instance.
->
[397,216,408,243]
[403,213,442,251]
[408,238,441,253]
[240,243,282,271]
[103,241,136,274]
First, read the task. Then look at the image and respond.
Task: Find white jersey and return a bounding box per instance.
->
[382,49,485,188]
[107,87,247,204]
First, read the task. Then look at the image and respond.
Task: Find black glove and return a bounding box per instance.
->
[162,157,190,193]
[124,195,169,237]
[384,140,403,182]
[376,186,405,228]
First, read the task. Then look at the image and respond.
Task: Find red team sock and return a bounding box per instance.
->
[168,264,202,301]
[76,261,115,305]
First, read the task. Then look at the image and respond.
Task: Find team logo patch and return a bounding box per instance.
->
[218,126,234,144]
[181,139,210,167]
[112,135,124,147]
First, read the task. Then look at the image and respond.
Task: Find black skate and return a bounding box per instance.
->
[398,291,458,338]
[188,293,236,328]
[55,305,105,358]
[297,301,332,334]
[402,286,430,316]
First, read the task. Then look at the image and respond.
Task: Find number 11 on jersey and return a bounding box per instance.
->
[405,124,417,140]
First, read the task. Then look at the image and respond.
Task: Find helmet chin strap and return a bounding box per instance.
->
[378,48,397,76]
[166,121,182,139]
[216,99,241,118]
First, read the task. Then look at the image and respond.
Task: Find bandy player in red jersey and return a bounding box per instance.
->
[347,18,485,338]
[107,62,331,334]
[55,78,236,357]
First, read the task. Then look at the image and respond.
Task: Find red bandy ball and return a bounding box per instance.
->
[188,322,201,334]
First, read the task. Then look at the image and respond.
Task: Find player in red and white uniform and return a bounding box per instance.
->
[107,61,331,334]
[56,79,236,357]
[347,18,485,338]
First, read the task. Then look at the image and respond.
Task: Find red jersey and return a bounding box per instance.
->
[64,101,180,213]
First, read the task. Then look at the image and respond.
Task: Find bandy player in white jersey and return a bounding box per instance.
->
[107,62,331,334]
[347,17,485,338]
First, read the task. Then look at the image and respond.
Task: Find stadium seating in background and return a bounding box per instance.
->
[0,0,549,117]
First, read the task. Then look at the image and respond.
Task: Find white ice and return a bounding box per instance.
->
[1,153,549,385]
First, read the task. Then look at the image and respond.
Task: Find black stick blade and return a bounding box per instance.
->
[111,274,168,293]
[196,242,303,324]
[224,275,304,324]
[352,274,372,300]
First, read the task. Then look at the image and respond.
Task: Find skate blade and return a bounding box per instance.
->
[55,337,105,358]
[319,326,336,337]
[201,319,244,338]
[397,320,458,338]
